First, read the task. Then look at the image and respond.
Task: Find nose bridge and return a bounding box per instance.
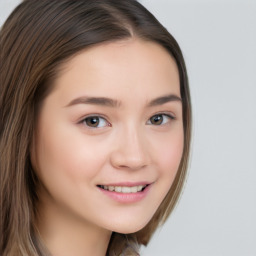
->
[126,123,144,154]
[110,122,148,170]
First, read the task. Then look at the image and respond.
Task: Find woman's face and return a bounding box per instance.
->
[31,39,183,234]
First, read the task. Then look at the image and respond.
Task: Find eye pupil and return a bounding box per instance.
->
[85,117,99,127]
[150,115,163,125]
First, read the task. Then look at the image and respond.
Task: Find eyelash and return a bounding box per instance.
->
[146,113,175,126]
[79,115,111,129]
[79,113,176,129]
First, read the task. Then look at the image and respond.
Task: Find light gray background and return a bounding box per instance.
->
[1,0,255,255]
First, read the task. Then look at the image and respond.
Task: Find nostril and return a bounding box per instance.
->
[110,152,148,171]
[109,134,149,170]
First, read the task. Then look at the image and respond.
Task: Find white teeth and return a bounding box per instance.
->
[100,185,146,193]
[122,187,132,193]
[115,186,122,192]
[138,185,143,191]
[131,186,137,193]
[109,186,114,191]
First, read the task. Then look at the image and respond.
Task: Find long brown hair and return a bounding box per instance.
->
[0,0,191,255]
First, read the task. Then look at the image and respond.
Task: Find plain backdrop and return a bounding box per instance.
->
[1,0,256,255]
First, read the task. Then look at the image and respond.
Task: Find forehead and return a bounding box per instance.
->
[50,38,180,105]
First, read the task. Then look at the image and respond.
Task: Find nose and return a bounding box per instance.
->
[110,125,149,170]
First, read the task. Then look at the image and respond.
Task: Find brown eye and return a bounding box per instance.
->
[150,115,163,125]
[147,114,175,126]
[84,117,99,127]
[83,116,109,128]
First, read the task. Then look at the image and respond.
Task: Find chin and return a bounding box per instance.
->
[109,217,151,234]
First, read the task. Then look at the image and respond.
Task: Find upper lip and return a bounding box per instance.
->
[97,181,152,187]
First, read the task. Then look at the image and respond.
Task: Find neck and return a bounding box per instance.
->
[36,199,112,256]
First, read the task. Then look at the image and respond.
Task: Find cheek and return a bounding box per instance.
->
[149,130,184,211]
[151,132,184,211]
[33,122,112,191]
[163,140,183,173]
[154,130,184,178]
[32,128,106,211]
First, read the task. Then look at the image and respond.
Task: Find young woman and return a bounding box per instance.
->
[0,0,191,255]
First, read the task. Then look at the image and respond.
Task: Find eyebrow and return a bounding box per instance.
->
[65,94,182,108]
[65,96,120,108]
[147,94,182,107]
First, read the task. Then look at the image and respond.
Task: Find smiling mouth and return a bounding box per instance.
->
[97,184,148,193]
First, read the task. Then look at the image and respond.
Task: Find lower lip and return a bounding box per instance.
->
[98,185,151,203]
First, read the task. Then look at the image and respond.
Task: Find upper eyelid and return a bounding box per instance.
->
[77,111,177,124]
[79,111,174,117]
[147,113,175,123]
[150,111,176,119]
[78,114,109,123]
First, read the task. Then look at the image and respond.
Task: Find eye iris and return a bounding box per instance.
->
[85,117,99,127]
[151,115,163,125]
